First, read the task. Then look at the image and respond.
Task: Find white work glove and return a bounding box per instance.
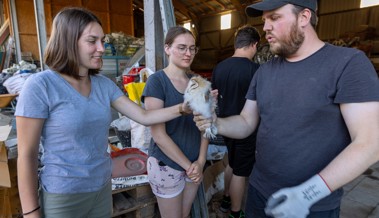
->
[265,174,331,218]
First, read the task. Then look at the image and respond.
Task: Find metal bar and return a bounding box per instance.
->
[158,0,176,68]
[159,0,176,36]
[144,0,164,72]
[34,0,47,70]
[9,0,21,63]
[191,182,209,218]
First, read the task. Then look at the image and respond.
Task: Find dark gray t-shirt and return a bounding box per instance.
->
[246,43,379,211]
[142,70,201,171]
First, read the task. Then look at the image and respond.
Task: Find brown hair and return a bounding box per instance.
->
[292,5,318,29]
[234,24,261,49]
[164,26,196,46]
[44,7,102,80]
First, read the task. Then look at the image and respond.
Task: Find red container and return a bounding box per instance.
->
[122,67,146,92]
[122,75,137,85]
[129,67,144,75]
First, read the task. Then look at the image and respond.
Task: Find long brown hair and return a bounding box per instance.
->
[44,7,102,80]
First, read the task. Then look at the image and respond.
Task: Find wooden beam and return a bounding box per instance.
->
[197,0,217,11]
[172,0,190,19]
[144,0,164,72]
[184,0,206,14]
[0,19,10,46]
[230,0,246,23]
[211,0,226,10]
[34,0,48,70]
[172,0,199,24]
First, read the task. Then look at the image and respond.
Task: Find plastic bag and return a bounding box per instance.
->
[110,116,131,131]
[125,82,145,106]
[130,120,151,154]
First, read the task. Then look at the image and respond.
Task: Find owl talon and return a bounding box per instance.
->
[203,127,217,139]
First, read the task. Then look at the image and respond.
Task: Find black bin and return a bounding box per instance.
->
[113,128,131,148]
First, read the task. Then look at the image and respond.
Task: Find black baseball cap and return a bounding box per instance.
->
[246,0,317,17]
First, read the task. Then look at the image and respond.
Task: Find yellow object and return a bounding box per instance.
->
[125,82,146,106]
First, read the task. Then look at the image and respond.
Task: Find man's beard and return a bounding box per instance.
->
[269,21,305,57]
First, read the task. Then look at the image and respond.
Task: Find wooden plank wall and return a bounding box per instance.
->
[7,0,133,62]
[194,0,379,70]
[318,0,379,41]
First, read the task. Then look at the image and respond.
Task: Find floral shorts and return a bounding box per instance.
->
[147,156,192,198]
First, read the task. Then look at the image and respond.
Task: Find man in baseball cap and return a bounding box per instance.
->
[194,1,379,218]
[246,0,317,17]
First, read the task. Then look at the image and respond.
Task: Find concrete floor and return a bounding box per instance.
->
[340,161,379,218]
[207,161,379,218]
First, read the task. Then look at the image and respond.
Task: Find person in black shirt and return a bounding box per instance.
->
[211,24,260,218]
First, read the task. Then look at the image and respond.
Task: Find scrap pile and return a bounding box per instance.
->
[104,32,144,57]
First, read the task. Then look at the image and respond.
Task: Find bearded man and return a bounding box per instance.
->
[194,0,379,218]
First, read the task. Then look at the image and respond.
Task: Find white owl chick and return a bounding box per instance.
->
[184,75,217,139]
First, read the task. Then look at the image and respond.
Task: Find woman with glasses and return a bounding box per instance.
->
[142,26,208,218]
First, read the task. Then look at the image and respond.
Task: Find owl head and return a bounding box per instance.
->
[186,75,211,95]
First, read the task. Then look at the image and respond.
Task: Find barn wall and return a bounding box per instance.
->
[10,0,133,61]
[193,0,379,71]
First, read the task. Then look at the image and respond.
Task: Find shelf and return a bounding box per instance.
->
[112,195,156,217]
[101,56,130,77]
[112,182,157,218]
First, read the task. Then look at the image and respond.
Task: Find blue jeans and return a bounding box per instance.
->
[245,184,340,218]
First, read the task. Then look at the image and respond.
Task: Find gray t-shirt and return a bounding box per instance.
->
[142,70,201,171]
[15,70,124,193]
[246,43,379,211]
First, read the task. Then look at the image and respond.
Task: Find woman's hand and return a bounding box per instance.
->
[186,161,204,184]
[180,101,192,115]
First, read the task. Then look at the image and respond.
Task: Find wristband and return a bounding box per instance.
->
[179,104,189,115]
[21,205,40,216]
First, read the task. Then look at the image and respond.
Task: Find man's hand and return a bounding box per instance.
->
[210,89,218,106]
[193,113,214,132]
[265,174,331,218]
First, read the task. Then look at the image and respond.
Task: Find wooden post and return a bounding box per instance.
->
[191,182,209,218]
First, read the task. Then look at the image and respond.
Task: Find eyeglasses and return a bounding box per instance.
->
[173,46,199,55]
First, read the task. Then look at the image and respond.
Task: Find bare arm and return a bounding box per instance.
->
[216,99,259,139]
[112,95,185,126]
[320,101,379,190]
[144,96,192,171]
[197,136,209,167]
[17,116,44,218]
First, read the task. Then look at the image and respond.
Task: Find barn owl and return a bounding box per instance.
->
[184,75,217,139]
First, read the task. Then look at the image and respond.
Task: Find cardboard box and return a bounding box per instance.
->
[0,125,12,188]
[0,158,21,217]
[203,155,228,192]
